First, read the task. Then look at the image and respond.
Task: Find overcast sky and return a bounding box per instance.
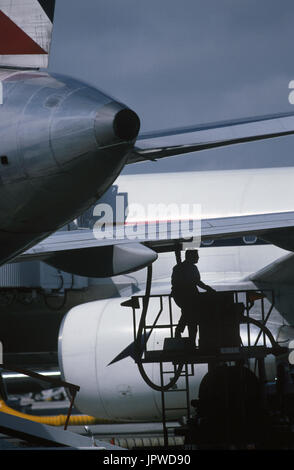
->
[49,0,294,173]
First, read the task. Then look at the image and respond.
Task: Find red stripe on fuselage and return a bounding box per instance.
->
[0,10,47,54]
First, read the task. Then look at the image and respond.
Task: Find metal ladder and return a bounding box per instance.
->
[159,361,195,446]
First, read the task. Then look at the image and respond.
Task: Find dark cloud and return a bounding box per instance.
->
[49,0,294,173]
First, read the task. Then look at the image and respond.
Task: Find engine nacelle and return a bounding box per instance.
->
[58,296,208,421]
[46,242,158,277]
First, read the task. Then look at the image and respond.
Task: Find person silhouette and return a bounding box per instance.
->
[171,249,215,344]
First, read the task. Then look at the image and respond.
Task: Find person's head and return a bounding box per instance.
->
[185,249,199,264]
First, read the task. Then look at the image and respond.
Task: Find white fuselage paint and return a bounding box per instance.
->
[116,167,294,222]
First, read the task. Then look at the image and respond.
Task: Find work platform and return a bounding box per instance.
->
[124,286,292,448]
[144,345,275,364]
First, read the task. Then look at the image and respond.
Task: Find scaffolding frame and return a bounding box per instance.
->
[128,288,285,446]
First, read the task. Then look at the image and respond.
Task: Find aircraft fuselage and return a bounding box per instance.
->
[0,69,140,265]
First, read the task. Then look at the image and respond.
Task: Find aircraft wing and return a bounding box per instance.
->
[128,112,294,163]
[17,210,294,256]
[198,211,294,241]
[115,210,294,248]
[0,0,56,69]
[11,210,294,277]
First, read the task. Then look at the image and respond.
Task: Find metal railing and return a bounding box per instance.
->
[0,364,79,430]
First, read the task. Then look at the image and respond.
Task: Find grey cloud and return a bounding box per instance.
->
[48,0,294,173]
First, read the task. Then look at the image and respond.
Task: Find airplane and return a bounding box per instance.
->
[1,1,294,276]
[2,0,294,435]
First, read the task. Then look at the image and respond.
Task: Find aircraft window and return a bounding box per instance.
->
[0,156,8,165]
[243,235,257,244]
[202,239,214,246]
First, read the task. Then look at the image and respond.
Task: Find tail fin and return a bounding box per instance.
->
[0,0,56,69]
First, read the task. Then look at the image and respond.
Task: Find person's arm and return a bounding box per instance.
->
[196,280,216,292]
[194,266,216,292]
